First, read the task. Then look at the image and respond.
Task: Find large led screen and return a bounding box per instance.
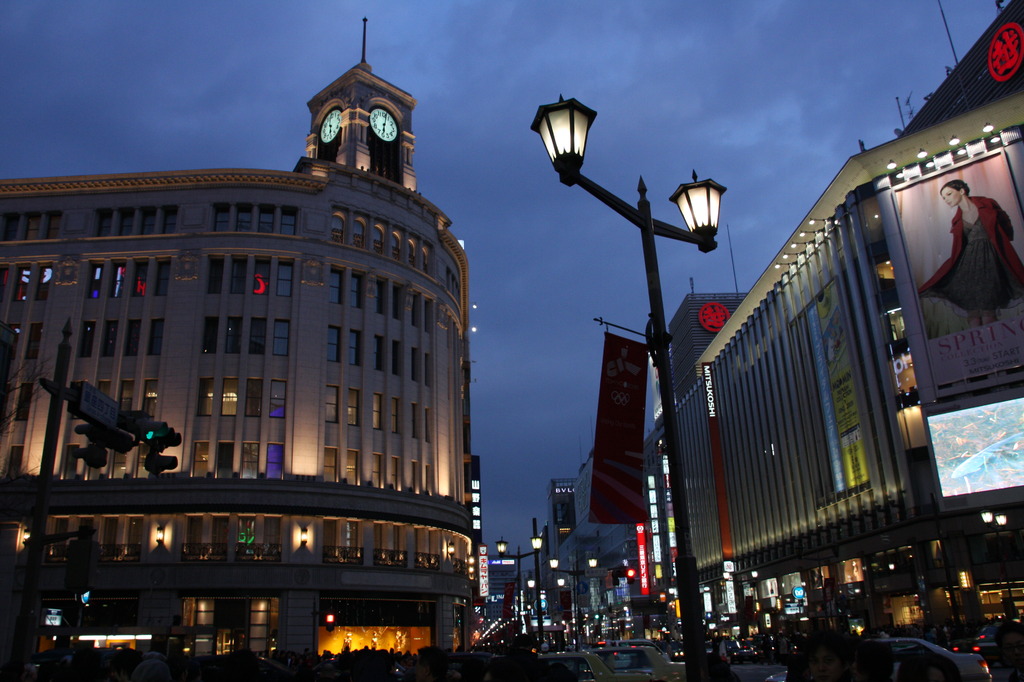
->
[927,394,1024,497]
[896,154,1024,384]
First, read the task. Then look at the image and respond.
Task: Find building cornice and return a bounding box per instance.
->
[0,168,327,198]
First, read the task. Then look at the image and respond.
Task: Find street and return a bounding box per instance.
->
[730,662,1015,682]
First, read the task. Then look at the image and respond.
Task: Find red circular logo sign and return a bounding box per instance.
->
[989,22,1024,82]
[698,302,731,333]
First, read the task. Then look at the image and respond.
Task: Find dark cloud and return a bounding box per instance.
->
[0,0,996,549]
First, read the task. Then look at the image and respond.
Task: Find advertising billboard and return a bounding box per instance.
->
[807,281,869,493]
[926,393,1024,497]
[896,153,1024,384]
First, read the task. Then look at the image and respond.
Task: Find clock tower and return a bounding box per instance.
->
[306,60,417,191]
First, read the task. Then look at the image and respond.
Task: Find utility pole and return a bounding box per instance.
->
[11,321,72,661]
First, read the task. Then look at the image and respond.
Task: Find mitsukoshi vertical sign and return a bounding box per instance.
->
[590,333,647,523]
[701,362,733,558]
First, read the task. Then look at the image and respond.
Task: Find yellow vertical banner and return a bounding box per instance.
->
[815,282,869,489]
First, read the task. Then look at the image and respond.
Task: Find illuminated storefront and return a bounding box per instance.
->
[673,6,1024,633]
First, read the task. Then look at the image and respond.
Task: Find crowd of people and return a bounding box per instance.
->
[4,619,1024,682]
[781,619,1024,682]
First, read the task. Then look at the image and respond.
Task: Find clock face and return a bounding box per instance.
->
[369,108,398,142]
[320,110,342,144]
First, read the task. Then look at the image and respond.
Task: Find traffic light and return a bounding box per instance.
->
[625,567,637,584]
[64,538,98,593]
[72,422,136,468]
[128,412,181,474]
[325,612,336,632]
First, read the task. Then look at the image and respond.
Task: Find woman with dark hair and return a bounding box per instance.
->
[894,654,962,682]
[919,178,1024,327]
[804,631,854,682]
[852,640,893,682]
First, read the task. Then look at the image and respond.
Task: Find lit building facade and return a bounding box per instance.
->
[676,8,1024,635]
[0,60,474,658]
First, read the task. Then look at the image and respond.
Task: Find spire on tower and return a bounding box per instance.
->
[361,17,368,64]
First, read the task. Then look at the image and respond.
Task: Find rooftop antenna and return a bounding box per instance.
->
[361,17,368,63]
[936,0,960,66]
[726,223,739,293]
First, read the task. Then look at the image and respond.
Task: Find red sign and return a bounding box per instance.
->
[989,22,1024,82]
[478,545,489,598]
[590,333,648,523]
[698,301,731,332]
[502,582,516,619]
[635,524,651,596]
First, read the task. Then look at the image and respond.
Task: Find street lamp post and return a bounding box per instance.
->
[496,520,545,644]
[532,518,545,645]
[532,97,724,682]
[981,510,1018,619]
[549,555,599,649]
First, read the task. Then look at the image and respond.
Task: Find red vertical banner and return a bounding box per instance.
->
[560,590,573,622]
[590,333,648,523]
[502,581,516,619]
[635,524,651,596]
[479,545,489,598]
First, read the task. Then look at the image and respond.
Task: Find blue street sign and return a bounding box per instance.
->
[792,586,806,600]
[577,580,589,595]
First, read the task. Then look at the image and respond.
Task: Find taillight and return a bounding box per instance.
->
[971,645,981,653]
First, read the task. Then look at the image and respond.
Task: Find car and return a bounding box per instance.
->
[197,653,295,682]
[951,625,1003,666]
[593,639,669,655]
[540,651,652,682]
[447,652,494,678]
[591,646,686,682]
[875,637,991,682]
[721,639,759,664]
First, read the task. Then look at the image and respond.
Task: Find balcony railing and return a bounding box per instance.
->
[415,552,440,570]
[373,548,407,567]
[181,543,228,561]
[234,542,282,562]
[323,545,363,565]
[99,543,141,562]
[44,544,69,563]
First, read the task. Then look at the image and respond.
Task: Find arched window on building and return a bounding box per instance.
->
[352,219,365,248]
[330,213,345,245]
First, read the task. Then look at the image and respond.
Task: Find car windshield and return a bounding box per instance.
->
[594,651,651,671]
[552,658,595,681]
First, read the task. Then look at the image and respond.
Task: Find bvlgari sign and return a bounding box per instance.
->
[989,22,1024,82]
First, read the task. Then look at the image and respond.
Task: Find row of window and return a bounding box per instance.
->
[1,212,63,241]
[0,259,444,336]
[212,205,296,235]
[328,212,431,273]
[16,439,434,492]
[11,376,159,424]
[9,315,433,367]
[10,373,431,441]
[44,514,459,556]
[96,207,179,237]
[194,377,432,438]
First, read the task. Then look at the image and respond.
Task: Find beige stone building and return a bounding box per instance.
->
[0,60,475,658]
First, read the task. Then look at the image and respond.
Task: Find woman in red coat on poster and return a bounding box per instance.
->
[918,179,1024,327]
